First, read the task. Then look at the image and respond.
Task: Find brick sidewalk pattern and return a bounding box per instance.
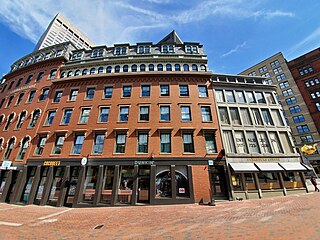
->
[0,192,320,239]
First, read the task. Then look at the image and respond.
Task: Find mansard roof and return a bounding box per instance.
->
[158,30,183,45]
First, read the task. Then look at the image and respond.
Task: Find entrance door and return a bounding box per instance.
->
[210,165,229,200]
[137,166,150,204]
[5,171,18,203]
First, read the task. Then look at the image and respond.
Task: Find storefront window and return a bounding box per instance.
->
[156,166,172,198]
[118,166,134,204]
[20,167,36,202]
[231,173,244,191]
[48,167,65,205]
[35,167,49,203]
[258,172,281,190]
[82,166,98,203]
[245,173,256,190]
[0,171,8,196]
[175,166,190,198]
[65,167,80,206]
[100,166,114,204]
[282,172,303,189]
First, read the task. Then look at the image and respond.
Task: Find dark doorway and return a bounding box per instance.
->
[210,165,229,200]
[5,171,18,203]
[137,166,151,204]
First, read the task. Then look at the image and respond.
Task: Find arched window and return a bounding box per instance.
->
[140,64,146,72]
[106,66,112,73]
[82,69,88,75]
[192,64,198,71]
[123,65,129,72]
[0,114,4,125]
[131,65,137,72]
[67,71,73,77]
[0,137,3,151]
[200,65,206,71]
[90,68,96,75]
[115,66,120,73]
[60,72,66,78]
[4,137,15,160]
[183,64,189,71]
[29,109,40,128]
[166,64,172,71]
[74,70,81,76]
[149,64,154,71]
[157,64,163,71]
[17,136,31,160]
[121,47,127,55]
[5,113,15,131]
[16,111,27,129]
[98,67,104,74]
[175,64,181,71]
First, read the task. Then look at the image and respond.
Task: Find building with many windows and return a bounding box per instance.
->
[34,13,95,51]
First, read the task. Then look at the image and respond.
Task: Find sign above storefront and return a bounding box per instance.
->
[43,161,61,166]
[134,160,154,165]
[0,161,17,170]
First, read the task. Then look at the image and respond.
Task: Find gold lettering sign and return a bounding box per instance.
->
[43,161,61,166]
[247,158,280,162]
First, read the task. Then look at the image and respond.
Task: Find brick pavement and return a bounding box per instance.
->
[0,192,320,239]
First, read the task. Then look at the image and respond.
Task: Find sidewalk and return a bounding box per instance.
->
[1,192,320,239]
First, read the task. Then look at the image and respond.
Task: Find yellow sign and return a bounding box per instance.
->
[301,144,317,155]
[43,161,61,166]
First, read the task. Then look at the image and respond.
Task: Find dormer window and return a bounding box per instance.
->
[92,49,103,58]
[115,47,127,55]
[115,47,121,55]
[72,52,82,60]
[185,45,198,54]
[121,47,127,55]
[138,45,151,54]
[162,45,174,53]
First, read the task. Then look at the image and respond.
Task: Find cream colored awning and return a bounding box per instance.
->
[278,162,309,171]
[254,163,283,171]
[229,163,259,172]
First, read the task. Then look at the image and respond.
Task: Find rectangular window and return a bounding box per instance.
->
[52,135,65,154]
[259,65,268,73]
[160,133,171,153]
[36,72,44,82]
[122,86,132,97]
[201,106,212,122]
[255,92,266,103]
[45,110,56,125]
[269,132,283,153]
[265,93,275,104]
[79,108,91,124]
[49,69,57,79]
[222,130,236,153]
[61,109,73,125]
[104,86,113,98]
[137,133,148,153]
[261,109,274,125]
[252,108,263,125]
[289,106,301,114]
[297,125,310,133]
[141,85,150,97]
[298,65,313,75]
[92,134,105,154]
[215,90,225,102]
[279,81,290,89]
[219,107,230,124]
[271,109,284,126]
[72,134,85,154]
[35,136,47,155]
[53,91,63,103]
[16,93,24,105]
[119,106,129,122]
[86,87,95,100]
[234,131,248,153]
[286,97,297,105]
[139,106,150,121]
[198,85,208,97]
[230,107,241,125]
[273,67,283,74]
[25,74,33,84]
[182,133,194,153]
[204,132,217,153]
[258,132,272,153]
[69,89,78,101]
[6,96,14,108]
[160,106,170,121]
[282,89,293,97]
[279,132,294,153]
[235,91,246,103]
[160,84,169,96]
[39,88,49,101]
[276,73,286,81]
[180,106,191,121]
[179,85,189,97]
[270,60,280,68]
[240,108,252,125]
[301,135,314,143]
[245,91,256,103]
[115,133,126,153]
[225,90,235,103]
[246,131,259,153]
[99,107,109,122]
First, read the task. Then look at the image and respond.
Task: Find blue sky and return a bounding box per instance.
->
[0,0,320,77]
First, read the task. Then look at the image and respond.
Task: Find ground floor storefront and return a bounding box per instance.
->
[0,158,219,207]
[228,161,310,200]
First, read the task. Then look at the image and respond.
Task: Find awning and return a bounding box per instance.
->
[301,163,313,171]
[254,162,283,172]
[278,162,309,171]
[229,163,259,172]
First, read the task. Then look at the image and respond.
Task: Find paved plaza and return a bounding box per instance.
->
[0,191,320,239]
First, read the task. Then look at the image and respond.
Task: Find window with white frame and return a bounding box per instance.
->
[72,134,85,154]
[122,86,132,97]
[201,106,212,122]
[141,85,150,97]
[45,110,56,126]
[115,133,126,153]
[182,133,194,153]
[69,89,78,101]
[92,133,105,154]
[160,132,171,153]
[160,106,170,121]
[119,106,129,122]
[137,132,148,153]
[17,137,30,160]
[79,108,91,124]
[52,135,65,154]
[99,107,109,123]
[104,86,113,98]
[198,85,208,97]
[139,106,150,121]
[180,106,191,121]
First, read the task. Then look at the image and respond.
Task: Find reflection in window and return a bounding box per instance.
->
[269,132,283,153]
[219,107,230,124]
[82,166,99,203]
[234,131,248,153]
[258,132,272,153]
[246,131,259,153]
[240,108,252,125]
[118,166,134,204]
[222,131,236,153]
[156,166,172,198]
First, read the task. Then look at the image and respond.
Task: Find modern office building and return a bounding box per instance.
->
[34,13,95,51]
[240,52,320,172]
[212,74,309,200]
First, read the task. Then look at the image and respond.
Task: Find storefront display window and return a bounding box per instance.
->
[101,166,114,204]
[0,171,8,196]
[117,166,134,204]
[282,172,303,189]
[35,167,49,203]
[156,166,172,198]
[82,166,98,203]
[231,173,244,191]
[175,166,190,198]
[258,172,281,190]
[21,167,36,202]
[48,167,65,205]
[245,173,256,190]
[66,167,80,206]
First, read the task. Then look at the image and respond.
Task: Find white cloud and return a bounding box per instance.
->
[221,41,247,58]
[0,0,295,47]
